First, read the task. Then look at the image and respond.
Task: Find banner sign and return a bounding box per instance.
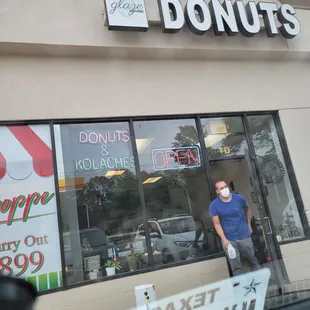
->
[133,269,270,310]
[0,125,62,292]
[104,0,300,39]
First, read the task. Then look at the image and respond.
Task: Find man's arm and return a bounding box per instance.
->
[212,216,230,248]
[239,194,253,234]
[245,207,253,234]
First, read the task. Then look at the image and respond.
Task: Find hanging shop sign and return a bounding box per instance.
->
[104,0,300,39]
[104,0,149,31]
[0,125,62,292]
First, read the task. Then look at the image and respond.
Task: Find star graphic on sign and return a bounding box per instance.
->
[244,279,261,296]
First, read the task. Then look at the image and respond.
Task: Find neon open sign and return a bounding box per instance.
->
[152,146,201,171]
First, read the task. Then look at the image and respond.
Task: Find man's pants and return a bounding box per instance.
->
[223,237,260,276]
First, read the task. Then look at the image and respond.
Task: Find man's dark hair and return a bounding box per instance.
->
[215,181,225,190]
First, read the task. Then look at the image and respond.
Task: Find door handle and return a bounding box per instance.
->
[264,217,273,235]
[257,217,273,235]
[264,186,268,196]
[251,191,263,204]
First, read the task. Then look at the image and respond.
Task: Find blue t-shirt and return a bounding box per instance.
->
[209,194,250,241]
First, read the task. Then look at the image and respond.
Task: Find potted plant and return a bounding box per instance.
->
[104,258,121,276]
[127,252,142,271]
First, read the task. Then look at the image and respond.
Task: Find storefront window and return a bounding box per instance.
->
[54,122,148,285]
[200,117,247,160]
[247,115,305,241]
[133,119,222,266]
[0,125,62,292]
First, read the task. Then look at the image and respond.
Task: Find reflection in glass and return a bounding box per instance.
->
[54,123,148,285]
[134,119,222,266]
[200,117,247,160]
[247,115,305,241]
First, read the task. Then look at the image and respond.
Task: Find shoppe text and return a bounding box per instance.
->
[0,191,55,226]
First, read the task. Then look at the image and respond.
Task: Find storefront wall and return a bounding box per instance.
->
[279,109,310,286]
[1,1,310,310]
[0,58,308,309]
[35,258,229,310]
[0,58,310,120]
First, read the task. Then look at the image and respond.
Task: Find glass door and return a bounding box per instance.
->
[200,116,288,289]
[246,115,305,242]
[244,148,286,288]
[244,114,308,288]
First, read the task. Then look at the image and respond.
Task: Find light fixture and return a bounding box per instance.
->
[105,170,125,177]
[58,177,84,191]
[202,119,229,148]
[208,120,228,135]
[136,138,152,153]
[143,177,162,184]
[197,134,229,149]
[204,134,228,148]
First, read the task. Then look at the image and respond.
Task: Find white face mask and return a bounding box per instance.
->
[220,187,230,198]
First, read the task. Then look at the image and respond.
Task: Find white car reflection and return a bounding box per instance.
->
[133,215,203,264]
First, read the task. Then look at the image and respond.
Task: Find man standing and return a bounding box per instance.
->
[209,181,259,276]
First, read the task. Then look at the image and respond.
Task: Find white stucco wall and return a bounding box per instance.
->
[0,57,309,121]
[279,109,310,222]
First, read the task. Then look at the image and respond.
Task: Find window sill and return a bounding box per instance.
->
[278,236,310,246]
[53,253,225,293]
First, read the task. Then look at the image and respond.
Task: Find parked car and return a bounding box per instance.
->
[133,215,203,263]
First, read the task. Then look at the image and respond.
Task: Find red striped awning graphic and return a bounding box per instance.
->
[0,125,54,180]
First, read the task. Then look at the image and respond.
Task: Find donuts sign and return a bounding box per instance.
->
[104,0,300,39]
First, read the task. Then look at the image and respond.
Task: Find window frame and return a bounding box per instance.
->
[2,111,308,295]
[273,113,310,242]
